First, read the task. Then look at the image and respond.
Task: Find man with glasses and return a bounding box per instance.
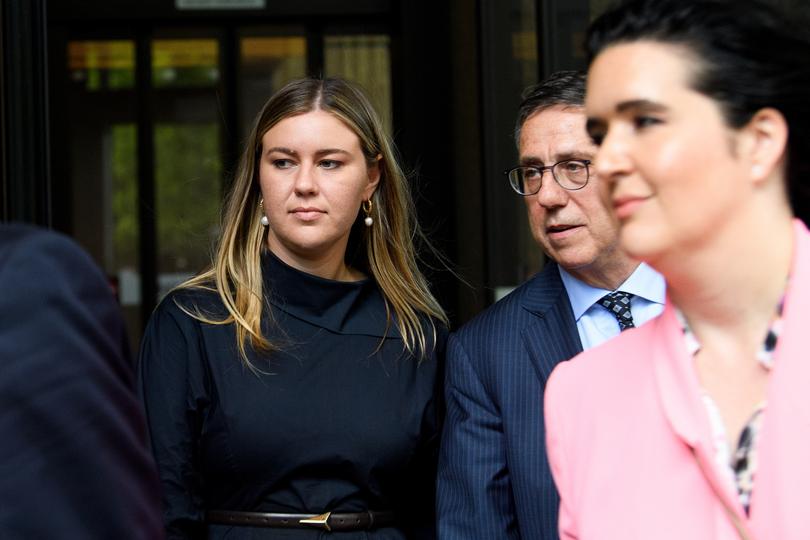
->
[437,71,665,539]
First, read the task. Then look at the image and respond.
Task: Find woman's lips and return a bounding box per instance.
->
[613,196,648,220]
[291,207,325,221]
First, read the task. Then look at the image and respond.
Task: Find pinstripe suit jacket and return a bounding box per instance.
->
[437,261,582,539]
[0,225,162,538]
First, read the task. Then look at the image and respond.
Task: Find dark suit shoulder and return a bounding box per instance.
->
[0,224,126,359]
[453,263,565,341]
[0,224,163,538]
[0,224,108,286]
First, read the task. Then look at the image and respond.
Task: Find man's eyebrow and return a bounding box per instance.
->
[519,151,591,166]
[519,155,543,166]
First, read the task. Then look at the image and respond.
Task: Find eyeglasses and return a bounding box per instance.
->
[504,159,591,196]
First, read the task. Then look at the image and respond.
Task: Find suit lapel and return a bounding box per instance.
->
[519,262,583,385]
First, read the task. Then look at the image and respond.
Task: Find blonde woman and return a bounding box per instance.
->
[139,78,447,540]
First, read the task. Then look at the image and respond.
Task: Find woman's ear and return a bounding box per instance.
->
[743,107,788,183]
[364,155,382,199]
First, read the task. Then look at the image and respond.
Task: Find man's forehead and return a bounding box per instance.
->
[524,103,586,124]
[521,106,588,140]
[519,108,595,163]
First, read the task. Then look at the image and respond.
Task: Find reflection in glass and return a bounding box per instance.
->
[68,40,135,91]
[325,35,392,135]
[239,35,306,138]
[154,123,222,298]
[509,0,542,291]
[512,0,538,90]
[152,39,220,88]
[65,39,141,344]
[589,0,615,20]
[111,124,139,282]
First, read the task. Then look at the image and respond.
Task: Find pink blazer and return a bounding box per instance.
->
[545,220,810,540]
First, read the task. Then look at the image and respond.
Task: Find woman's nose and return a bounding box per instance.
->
[593,130,631,186]
[293,163,317,194]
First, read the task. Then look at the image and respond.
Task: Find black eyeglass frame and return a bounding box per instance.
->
[503,159,592,196]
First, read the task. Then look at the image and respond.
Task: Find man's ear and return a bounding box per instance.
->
[742,107,788,183]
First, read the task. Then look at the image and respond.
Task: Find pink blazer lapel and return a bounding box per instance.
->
[651,302,749,519]
[750,220,810,533]
[651,219,810,537]
[768,219,810,426]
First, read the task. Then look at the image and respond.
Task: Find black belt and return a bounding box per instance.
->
[206,510,396,532]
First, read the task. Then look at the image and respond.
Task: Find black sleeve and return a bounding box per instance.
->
[138,291,211,540]
[0,225,163,539]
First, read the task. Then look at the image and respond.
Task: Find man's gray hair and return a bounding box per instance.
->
[514,71,587,146]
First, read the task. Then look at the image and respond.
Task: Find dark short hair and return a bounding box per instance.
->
[587,0,810,214]
[514,71,586,145]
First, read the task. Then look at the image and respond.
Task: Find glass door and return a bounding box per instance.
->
[64,38,142,343]
[151,32,226,298]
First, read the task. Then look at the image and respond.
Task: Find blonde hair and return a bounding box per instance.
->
[179,77,448,367]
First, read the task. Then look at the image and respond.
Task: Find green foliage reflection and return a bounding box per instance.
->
[112,124,138,268]
[155,123,222,275]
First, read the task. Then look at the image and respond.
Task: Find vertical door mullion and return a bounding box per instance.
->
[136,28,157,329]
[306,23,324,78]
[221,26,239,195]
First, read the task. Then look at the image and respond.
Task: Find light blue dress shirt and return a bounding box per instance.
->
[558,262,666,350]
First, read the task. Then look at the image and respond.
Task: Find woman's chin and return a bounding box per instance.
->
[619,224,664,266]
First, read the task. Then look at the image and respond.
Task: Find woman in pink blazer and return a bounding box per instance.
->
[544,1,810,539]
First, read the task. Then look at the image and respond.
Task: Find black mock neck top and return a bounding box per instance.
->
[138,251,445,539]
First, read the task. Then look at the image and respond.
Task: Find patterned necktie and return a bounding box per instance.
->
[598,291,635,331]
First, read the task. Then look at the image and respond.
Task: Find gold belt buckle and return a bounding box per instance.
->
[299,511,332,531]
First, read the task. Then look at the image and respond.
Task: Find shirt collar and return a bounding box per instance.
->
[558,262,666,321]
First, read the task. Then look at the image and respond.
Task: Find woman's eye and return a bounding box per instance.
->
[273,159,295,169]
[634,116,662,129]
[587,128,605,146]
[319,159,341,170]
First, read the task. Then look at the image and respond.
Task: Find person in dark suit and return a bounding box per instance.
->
[436,71,665,539]
[0,224,163,539]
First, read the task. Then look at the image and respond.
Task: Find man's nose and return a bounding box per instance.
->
[534,173,569,208]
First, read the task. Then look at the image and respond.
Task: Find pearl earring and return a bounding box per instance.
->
[259,199,269,227]
[362,199,373,227]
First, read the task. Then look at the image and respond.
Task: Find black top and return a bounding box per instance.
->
[138,251,445,540]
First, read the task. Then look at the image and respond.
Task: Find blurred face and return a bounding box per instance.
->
[586,41,752,266]
[520,105,630,287]
[259,110,379,267]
